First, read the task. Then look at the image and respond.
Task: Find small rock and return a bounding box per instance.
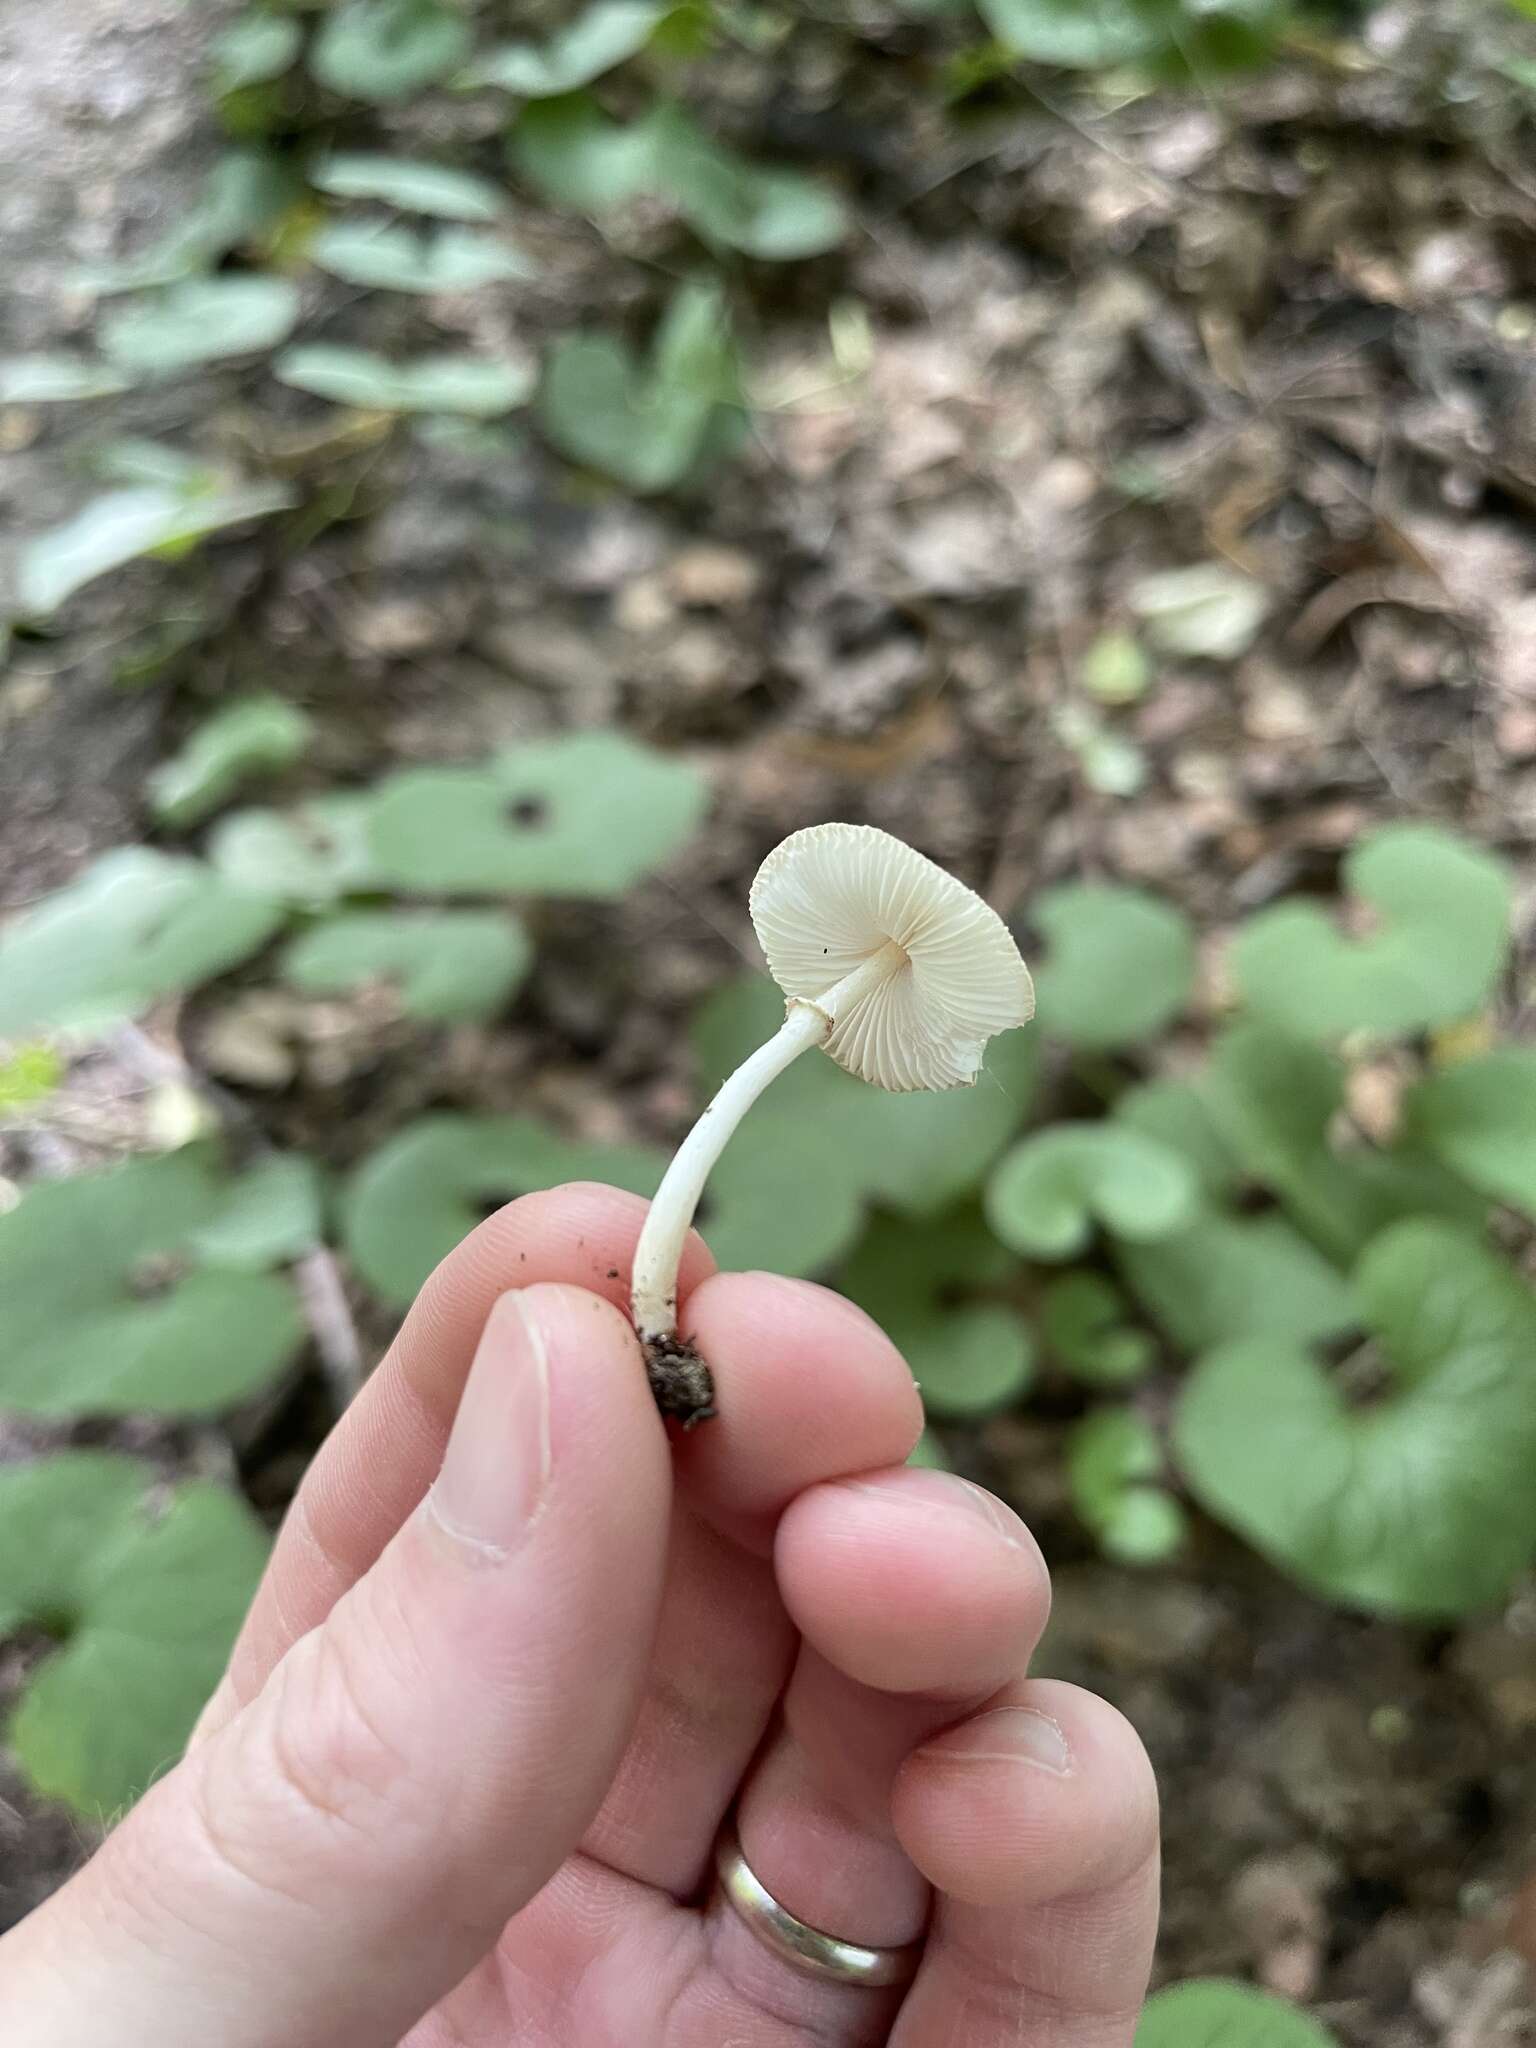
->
[612,575,677,637]
[664,543,762,610]
[198,996,300,1089]
[346,598,453,658]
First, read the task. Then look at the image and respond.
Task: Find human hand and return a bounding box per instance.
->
[0,1184,1159,2048]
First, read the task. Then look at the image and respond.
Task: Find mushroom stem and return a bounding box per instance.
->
[631,942,906,1347]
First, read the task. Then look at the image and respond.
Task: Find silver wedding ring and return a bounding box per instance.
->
[713,1818,923,1990]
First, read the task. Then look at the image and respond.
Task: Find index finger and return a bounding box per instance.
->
[206,1185,716,1726]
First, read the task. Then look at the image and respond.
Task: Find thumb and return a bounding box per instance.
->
[1,1286,672,2048]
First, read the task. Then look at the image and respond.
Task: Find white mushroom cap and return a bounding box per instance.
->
[749,822,1035,1093]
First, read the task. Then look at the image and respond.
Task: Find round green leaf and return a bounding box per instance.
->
[907,1428,951,1471]
[275,345,534,417]
[1067,1409,1185,1565]
[363,730,710,899]
[99,277,300,376]
[343,1114,664,1305]
[0,848,285,1037]
[699,1136,867,1280]
[1137,1979,1340,2048]
[465,1,668,95]
[510,94,659,214]
[190,1154,324,1269]
[978,0,1161,66]
[1405,1048,1536,1217]
[149,695,315,829]
[987,1126,1198,1260]
[1208,1023,1486,1264]
[310,153,505,221]
[840,1210,1034,1419]
[1041,1272,1155,1386]
[1117,1211,1355,1354]
[280,909,533,1021]
[210,14,303,93]
[1116,1075,1242,1199]
[1029,883,1195,1051]
[0,1151,307,1416]
[1175,1222,1536,1617]
[309,0,472,102]
[18,481,295,617]
[0,1453,268,1815]
[0,355,133,402]
[308,220,532,292]
[208,797,381,904]
[1232,826,1512,1040]
[538,281,738,493]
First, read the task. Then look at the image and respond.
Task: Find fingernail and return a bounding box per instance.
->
[429,1293,552,1560]
[934,1707,1072,1776]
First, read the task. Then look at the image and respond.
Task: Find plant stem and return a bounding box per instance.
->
[631,944,902,1344]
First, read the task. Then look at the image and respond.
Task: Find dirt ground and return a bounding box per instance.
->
[2,1,1535,2039]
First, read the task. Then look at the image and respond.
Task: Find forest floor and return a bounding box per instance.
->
[2,2,1536,2040]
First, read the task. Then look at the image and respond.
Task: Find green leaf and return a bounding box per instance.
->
[18,481,295,617]
[310,153,505,221]
[69,151,300,295]
[1041,1272,1155,1386]
[0,355,133,402]
[538,279,739,493]
[0,1043,64,1113]
[148,695,315,829]
[99,277,300,376]
[275,344,534,416]
[363,730,710,898]
[510,94,659,213]
[208,797,381,904]
[466,1,668,95]
[1406,1048,1536,1216]
[210,13,303,93]
[694,976,1038,1236]
[308,219,532,292]
[840,1209,1033,1419]
[987,1125,1197,1260]
[907,1428,951,1470]
[647,104,848,260]
[309,0,472,102]
[343,1114,663,1305]
[0,1150,306,1416]
[700,1137,867,1279]
[1208,1024,1485,1264]
[0,1453,268,1815]
[0,849,286,1037]
[1067,1409,1186,1565]
[1117,1210,1356,1354]
[513,99,847,259]
[1176,1222,1536,1617]
[1079,630,1151,704]
[1129,561,1269,660]
[280,909,533,1021]
[1029,883,1195,1051]
[979,0,1162,65]
[1116,1075,1242,1199]
[1137,1979,1340,2048]
[1232,826,1512,1040]
[190,1154,324,1268]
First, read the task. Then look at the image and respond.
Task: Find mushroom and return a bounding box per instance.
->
[632,822,1035,1423]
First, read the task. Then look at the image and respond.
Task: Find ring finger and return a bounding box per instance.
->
[702,1467,1051,2031]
